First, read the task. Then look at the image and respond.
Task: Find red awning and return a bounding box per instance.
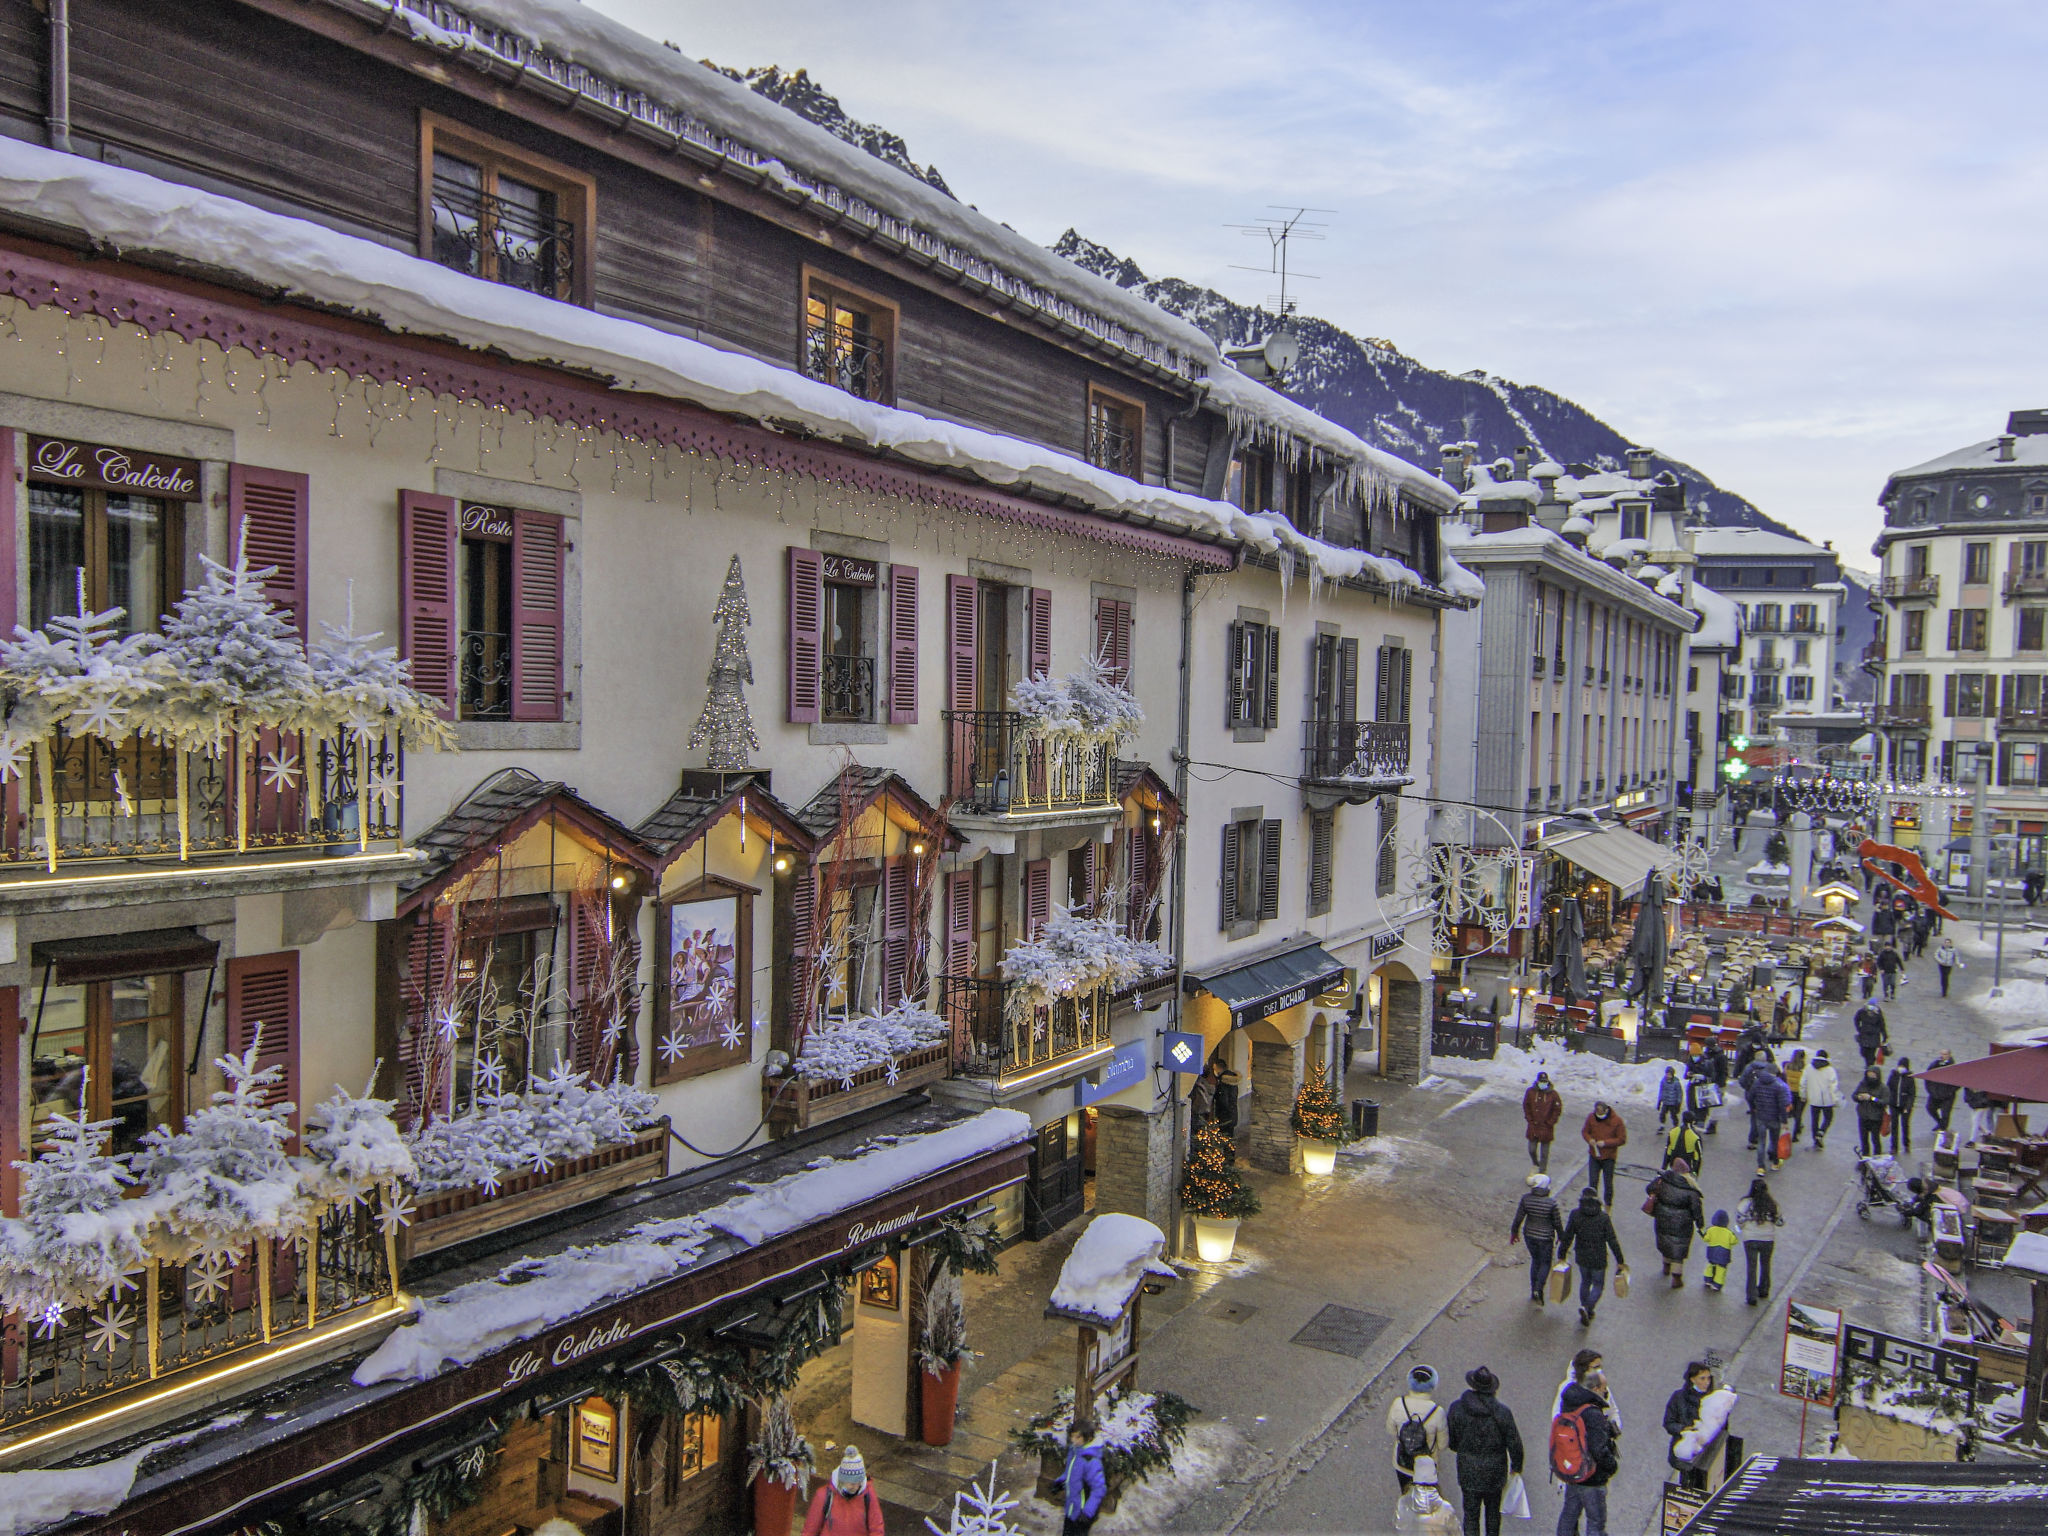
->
[1919,1044,2048,1104]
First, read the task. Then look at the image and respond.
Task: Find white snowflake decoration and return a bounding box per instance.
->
[258,748,301,791]
[718,1020,747,1052]
[472,1054,507,1097]
[86,1301,135,1355]
[188,1253,233,1305]
[433,1002,461,1044]
[366,766,402,813]
[658,1029,688,1065]
[68,694,128,740]
[376,1188,416,1235]
[34,1303,64,1340]
[112,767,134,817]
[528,1148,553,1175]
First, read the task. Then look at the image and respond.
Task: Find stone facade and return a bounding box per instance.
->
[1246,1037,1306,1173]
[1094,1103,1176,1228]
[1379,977,1431,1085]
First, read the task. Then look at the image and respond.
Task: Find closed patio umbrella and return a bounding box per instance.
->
[1624,870,1668,1005]
[1547,895,1587,1000]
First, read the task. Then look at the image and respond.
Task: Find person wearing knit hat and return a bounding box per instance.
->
[1446,1366,1524,1536]
[1386,1364,1448,1491]
[801,1445,884,1536]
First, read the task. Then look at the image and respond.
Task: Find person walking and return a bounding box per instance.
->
[1646,1157,1706,1288]
[1559,1186,1627,1326]
[1393,1457,1459,1534]
[1933,936,1961,997]
[1852,1000,1889,1071]
[1857,951,1876,1001]
[1445,1367,1524,1536]
[1523,1072,1563,1173]
[1925,1050,1959,1134]
[1664,1363,1720,1492]
[1737,1048,1777,1153]
[1887,1057,1918,1154]
[1875,942,1905,1001]
[1663,1114,1704,1175]
[1684,1060,1722,1138]
[1055,1421,1107,1536]
[1912,906,1934,958]
[1747,1063,1792,1173]
[1734,1175,1782,1305]
[1386,1365,1449,1493]
[1510,1173,1562,1306]
[1582,1103,1627,1207]
[1552,1353,1619,1536]
[1853,1065,1888,1158]
[1784,1049,1809,1143]
[1700,1208,1737,1292]
[1656,1066,1684,1130]
[804,1448,886,1536]
[1804,1050,1842,1149]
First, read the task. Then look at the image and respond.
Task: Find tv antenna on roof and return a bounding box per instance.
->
[1226,207,1331,319]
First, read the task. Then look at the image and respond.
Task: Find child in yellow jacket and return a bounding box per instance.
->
[1703,1209,1737,1293]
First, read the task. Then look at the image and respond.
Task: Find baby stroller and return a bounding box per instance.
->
[1854,1154,1920,1225]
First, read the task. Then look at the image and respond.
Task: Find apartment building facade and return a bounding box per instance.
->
[1688,528,1845,743]
[0,0,1467,1528]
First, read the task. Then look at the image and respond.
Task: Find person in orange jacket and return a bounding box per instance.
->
[804,1447,887,1536]
[1582,1102,1627,1207]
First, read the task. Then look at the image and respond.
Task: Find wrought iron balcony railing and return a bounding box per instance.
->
[0,1198,398,1433]
[1751,655,1786,672]
[1876,574,1939,602]
[1301,719,1413,782]
[1876,702,1933,728]
[2004,570,2048,600]
[1087,417,1139,479]
[459,628,511,721]
[3,724,403,872]
[802,318,890,402]
[940,974,1115,1081]
[430,171,575,299]
[943,711,1115,815]
[1999,705,2048,731]
[822,654,877,724]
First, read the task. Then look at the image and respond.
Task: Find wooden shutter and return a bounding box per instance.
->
[1308,812,1333,917]
[786,547,825,724]
[398,911,451,1128]
[1338,637,1358,722]
[1374,645,1393,721]
[0,986,19,1218]
[399,491,460,721]
[566,890,611,1078]
[1219,822,1240,928]
[510,508,565,722]
[887,564,919,724]
[944,871,974,980]
[230,464,311,639]
[1094,597,1132,687]
[881,856,912,1007]
[1072,842,1097,913]
[1946,609,1961,650]
[1226,621,1246,726]
[1262,625,1281,729]
[225,951,301,1140]
[1027,587,1053,680]
[0,430,14,635]
[1258,818,1281,921]
[1943,674,1957,717]
[946,574,979,712]
[1024,857,1051,939]
[1398,648,1414,722]
[789,863,818,1036]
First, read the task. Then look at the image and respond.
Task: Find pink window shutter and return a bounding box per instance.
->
[398,492,460,722]
[0,431,16,635]
[566,890,610,1077]
[789,862,818,1036]
[1024,857,1051,939]
[0,987,20,1218]
[225,951,302,1143]
[787,547,824,724]
[510,508,565,722]
[1028,587,1052,679]
[230,464,311,640]
[946,575,978,711]
[399,913,453,1128]
[881,856,912,1007]
[944,871,974,979]
[887,564,919,724]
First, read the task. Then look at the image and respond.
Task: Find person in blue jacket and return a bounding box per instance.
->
[1058,1418,1108,1536]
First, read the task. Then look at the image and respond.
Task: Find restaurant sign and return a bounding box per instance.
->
[820,553,879,586]
[27,435,201,499]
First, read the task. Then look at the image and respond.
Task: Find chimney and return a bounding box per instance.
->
[1625,447,1653,480]
[1440,443,1467,489]
[1513,446,1532,479]
[1998,434,2018,462]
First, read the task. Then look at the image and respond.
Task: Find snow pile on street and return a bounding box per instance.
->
[0,1447,151,1536]
[356,1108,1028,1382]
[1434,1041,1666,1113]
[791,1002,951,1085]
[1048,1214,1174,1326]
[0,138,1452,591]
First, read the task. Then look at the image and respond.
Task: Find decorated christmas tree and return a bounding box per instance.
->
[0,1074,150,1321]
[688,554,760,771]
[1180,1119,1261,1219]
[1291,1063,1351,1143]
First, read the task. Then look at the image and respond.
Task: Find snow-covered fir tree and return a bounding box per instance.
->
[151,551,315,742]
[0,1075,149,1319]
[687,554,760,770]
[924,1463,1025,1536]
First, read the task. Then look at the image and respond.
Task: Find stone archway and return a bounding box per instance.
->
[1371,960,1429,1084]
[1244,1005,1308,1173]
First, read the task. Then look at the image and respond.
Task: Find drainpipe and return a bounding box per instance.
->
[1165,564,1199,1258]
[46,0,72,154]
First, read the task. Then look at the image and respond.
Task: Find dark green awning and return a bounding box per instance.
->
[1185,944,1347,1029]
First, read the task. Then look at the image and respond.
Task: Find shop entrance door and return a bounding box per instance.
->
[1025,1114,1084,1238]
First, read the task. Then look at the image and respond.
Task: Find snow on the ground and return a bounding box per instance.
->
[357,1108,1029,1383]
[1010,1422,1240,1536]
[1048,1215,1173,1326]
[1432,1042,1666,1116]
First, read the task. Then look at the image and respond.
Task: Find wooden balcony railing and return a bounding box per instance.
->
[0,1197,398,1433]
[3,725,402,872]
[940,975,1116,1081]
[1302,719,1413,782]
[944,712,1114,815]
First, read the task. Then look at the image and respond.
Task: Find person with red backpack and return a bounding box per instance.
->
[1550,1352,1619,1536]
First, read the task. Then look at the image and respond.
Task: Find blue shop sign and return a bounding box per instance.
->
[1075,1040,1150,1108]
[1161,1030,1205,1075]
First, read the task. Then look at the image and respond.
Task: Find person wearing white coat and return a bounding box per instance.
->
[1803,1051,1842,1150]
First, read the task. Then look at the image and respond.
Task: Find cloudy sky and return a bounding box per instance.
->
[589,0,2048,559]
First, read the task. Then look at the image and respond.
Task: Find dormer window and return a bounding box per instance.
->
[803,271,896,404]
[420,117,589,303]
[1620,503,1647,541]
[1085,386,1144,480]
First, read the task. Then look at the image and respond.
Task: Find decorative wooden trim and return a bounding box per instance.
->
[0,240,1233,571]
[765,1043,952,1133]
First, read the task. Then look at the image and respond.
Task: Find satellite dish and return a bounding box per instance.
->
[1262,322,1300,377]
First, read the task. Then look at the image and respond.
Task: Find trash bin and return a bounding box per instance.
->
[1351,1099,1380,1139]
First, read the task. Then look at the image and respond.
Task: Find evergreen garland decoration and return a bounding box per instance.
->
[1180,1120,1260,1219]
[928,1214,1003,1279]
[1011,1386,1198,1486]
[1290,1063,1351,1143]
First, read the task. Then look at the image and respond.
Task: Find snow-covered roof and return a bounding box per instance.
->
[1559,470,1654,497]
[1445,524,1696,626]
[1689,528,1832,559]
[0,139,1452,590]
[1888,433,2048,480]
[1561,514,1595,535]
[1047,1213,1175,1326]
[1672,577,1741,649]
[333,0,1452,505]
[1458,464,1538,509]
[1595,536,1650,561]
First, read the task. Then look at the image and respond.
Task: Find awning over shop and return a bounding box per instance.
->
[30,927,219,985]
[1185,943,1347,1029]
[1541,823,1679,893]
[1680,1456,2048,1534]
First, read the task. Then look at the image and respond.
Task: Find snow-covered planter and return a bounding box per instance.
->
[746,1391,815,1535]
[405,1064,659,1193]
[0,1088,150,1321]
[1000,910,1171,1011]
[1013,655,1144,754]
[1014,1385,1197,1499]
[787,1001,951,1087]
